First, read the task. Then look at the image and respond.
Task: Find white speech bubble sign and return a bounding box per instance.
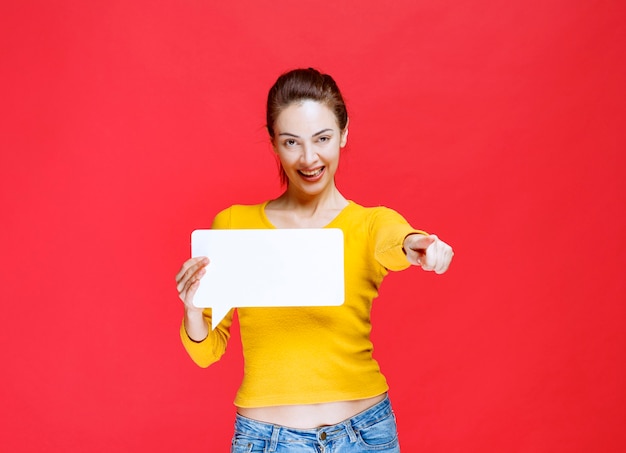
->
[191,229,345,329]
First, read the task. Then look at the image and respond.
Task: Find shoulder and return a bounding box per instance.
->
[211,202,269,229]
[344,201,408,224]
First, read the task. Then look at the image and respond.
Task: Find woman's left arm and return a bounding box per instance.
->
[403,234,454,274]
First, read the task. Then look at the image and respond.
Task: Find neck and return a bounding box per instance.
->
[277,184,347,215]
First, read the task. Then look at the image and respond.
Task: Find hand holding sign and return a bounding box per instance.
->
[184,229,345,330]
[176,256,209,310]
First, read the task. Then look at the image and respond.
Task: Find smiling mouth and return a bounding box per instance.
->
[298,167,325,177]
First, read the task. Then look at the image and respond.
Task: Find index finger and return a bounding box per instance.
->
[175,256,208,282]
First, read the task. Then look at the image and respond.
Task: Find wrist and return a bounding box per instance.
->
[184,304,204,316]
[184,308,209,342]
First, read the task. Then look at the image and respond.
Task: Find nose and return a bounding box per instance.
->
[300,142,318,166]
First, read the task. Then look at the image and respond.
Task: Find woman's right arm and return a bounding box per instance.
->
[176,256,233,367]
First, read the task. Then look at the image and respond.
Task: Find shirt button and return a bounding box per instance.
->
[320,432,327,440]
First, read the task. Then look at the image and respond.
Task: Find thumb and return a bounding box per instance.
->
[407,234,436,251]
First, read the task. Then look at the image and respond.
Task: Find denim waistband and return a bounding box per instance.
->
[233,395,393,447]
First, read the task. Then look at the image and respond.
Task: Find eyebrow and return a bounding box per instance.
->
[278,129,334,138]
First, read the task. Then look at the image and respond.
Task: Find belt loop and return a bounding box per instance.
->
[268,425,280,452]
[343,421,358,443]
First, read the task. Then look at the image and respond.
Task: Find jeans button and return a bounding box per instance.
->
[320,432,327,440]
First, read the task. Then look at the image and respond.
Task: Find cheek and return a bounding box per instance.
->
[276,151,298,169]
[325,150,341,170]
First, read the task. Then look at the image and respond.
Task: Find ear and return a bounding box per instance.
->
[340,117,349,148]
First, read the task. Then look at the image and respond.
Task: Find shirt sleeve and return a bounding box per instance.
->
[179,309,234,368]
[370,207,428,271]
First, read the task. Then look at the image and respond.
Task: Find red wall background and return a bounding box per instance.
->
[1,1,624,452]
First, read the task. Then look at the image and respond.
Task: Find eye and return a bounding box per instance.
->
[284,139,297,147]
[318,136,330,143]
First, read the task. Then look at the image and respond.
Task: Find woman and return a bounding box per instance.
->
[176,68,453,452]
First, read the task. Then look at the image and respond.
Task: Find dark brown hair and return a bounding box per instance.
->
[266,68,348,184]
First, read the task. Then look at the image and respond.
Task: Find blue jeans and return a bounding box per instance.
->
[230,395,401,452]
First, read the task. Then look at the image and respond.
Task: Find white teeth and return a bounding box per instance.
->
[300,168,323,177]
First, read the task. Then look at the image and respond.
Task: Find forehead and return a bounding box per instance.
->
[274,100,339,133]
